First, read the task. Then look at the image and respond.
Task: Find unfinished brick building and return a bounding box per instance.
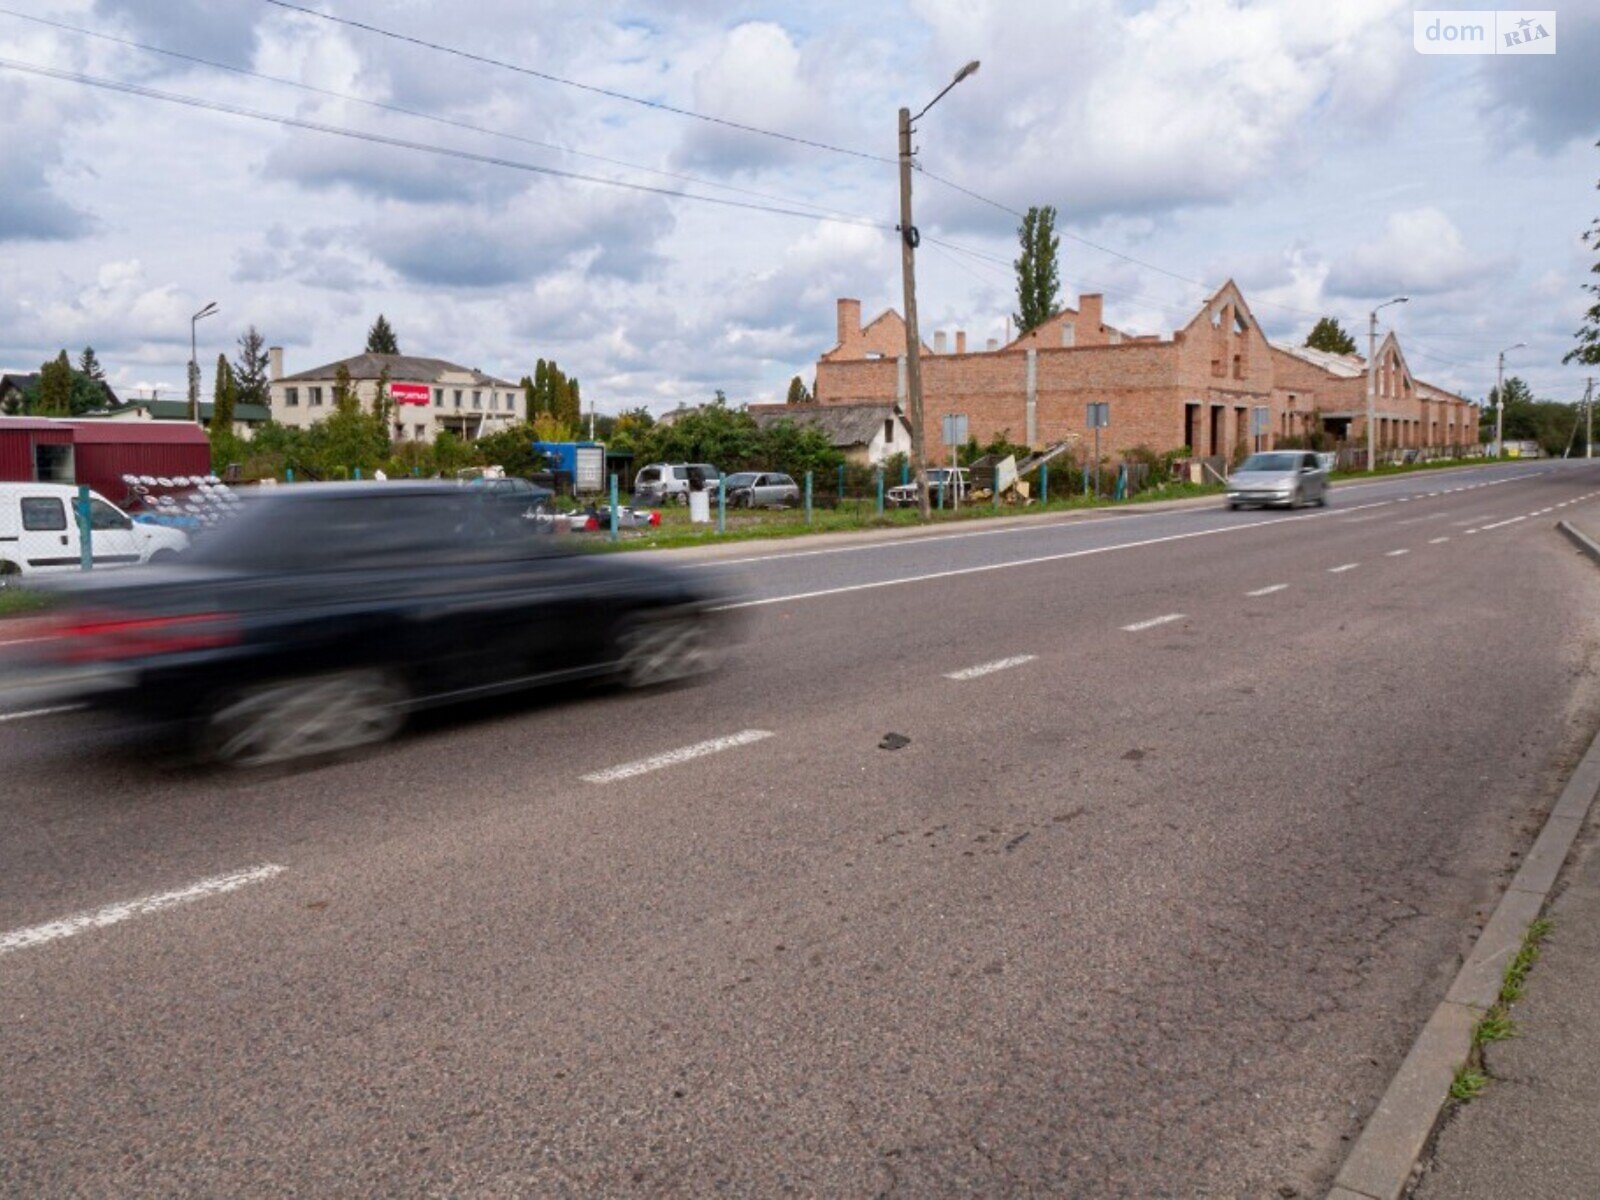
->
[812,284,1477,464]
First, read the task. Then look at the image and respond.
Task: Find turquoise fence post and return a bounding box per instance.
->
[1116,463,1128,500]
[717,476,726,534]
[1041,463,1049,505]
[609,473,619,542]
[875,468,884,515]
[804,471,813,524]
[902,461,909,486]
[285,468,294,483]
[937,477,945,511]
[1083,461,1090,496]
[353,467,362,480]
[994,466,1002,510]
[74,485,92,571]
[837,463,845,501]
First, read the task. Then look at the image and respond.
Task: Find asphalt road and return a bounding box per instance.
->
[5,459,1600,1197]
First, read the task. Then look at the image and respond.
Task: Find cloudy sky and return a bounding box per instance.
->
[0,0,1596,414]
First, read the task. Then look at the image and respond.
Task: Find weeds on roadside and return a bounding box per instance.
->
[1450,1066,1489,1102]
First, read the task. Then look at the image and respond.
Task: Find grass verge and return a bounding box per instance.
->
[0,587,51,617]
[567,481,1227,553]
[1328,455,1491,483]
[1454,917,1555,1103]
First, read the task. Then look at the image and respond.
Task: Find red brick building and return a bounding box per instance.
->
[812,284,1478,464]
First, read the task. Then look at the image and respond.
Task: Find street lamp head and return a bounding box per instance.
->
[193,301,219,321]
[953,60,980,84]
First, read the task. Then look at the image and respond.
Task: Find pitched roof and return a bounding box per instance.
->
[1270,341,1367,378]
[278,352,517,388]
[125,399,272,422]
[748,402,904,447]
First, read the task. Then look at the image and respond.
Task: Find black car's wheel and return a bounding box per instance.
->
[614,612,720,689]
[0,559,20,587]
[202,668,408,767]
[148,549,180,563]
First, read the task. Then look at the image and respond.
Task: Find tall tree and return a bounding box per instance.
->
[1304,317,1358,356]
[1567,145,1600,367]
[38,351,72,415]
[1013,204,1062,334]
[365,314,400,355]
[372,365,392,428]
[565,376,582,428]
[332,362,357,414]
[234,325,271,406]
[785,376,811,405]
[211,353,237,433]
[77,346,104,382]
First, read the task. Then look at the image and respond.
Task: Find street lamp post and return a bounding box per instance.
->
[1366,296,1408,471]
[189,301,219,423]
[899,60,979,520]
[1493,342,1526,458]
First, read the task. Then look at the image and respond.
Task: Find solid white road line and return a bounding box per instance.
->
[944,654,1037,681]
[713,507,1387,611]
[582,730,773,784]
[1245,584,1289,597]
[0,864,287,957]
[1480,515,1528,531]
[1329,563,1360,573]
[1386,549,1411,557]
[1428,537,1450,545]
[1122,613,1186,633]
[0,704,85,724]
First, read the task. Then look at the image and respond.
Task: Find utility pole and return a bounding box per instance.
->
[898,107,930,520]
[898,61,979,521]
[1587,378,1594,460]
[189,300,218,423]
[1493,341,1526,458]
[1366,296,1407,471]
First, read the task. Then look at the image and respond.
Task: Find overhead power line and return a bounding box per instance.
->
[0,57,899,230]
[261,0,895,165]
[0,6,879,229]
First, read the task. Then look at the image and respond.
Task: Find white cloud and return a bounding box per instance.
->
[1328,207,1501,297]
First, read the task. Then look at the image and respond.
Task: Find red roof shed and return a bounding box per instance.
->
[0,417,211,505]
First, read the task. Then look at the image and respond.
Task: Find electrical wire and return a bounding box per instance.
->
[262,0,896,165]
[0,6,884,229]
[0,56,899,230]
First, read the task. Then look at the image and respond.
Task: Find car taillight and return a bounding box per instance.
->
[49,610,239,663]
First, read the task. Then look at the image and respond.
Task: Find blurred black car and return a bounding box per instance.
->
[10,483,736,766]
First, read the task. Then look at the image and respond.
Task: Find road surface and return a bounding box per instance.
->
[4,459,1600,1197]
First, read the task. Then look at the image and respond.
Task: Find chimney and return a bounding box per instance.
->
[1079,294,1103,336]
[934,331,947,354]
[956,330,967,355]
[836,298,862,350]
[268,346,284,382]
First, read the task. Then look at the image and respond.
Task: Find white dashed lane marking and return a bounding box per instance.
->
[1122,613,1186,633]
[1329,563,1360,574]
[1245,584,1289,597]
[1429,537,1450,545]
[1386,549,1410,557]
[582,730,774,784]
[945,655,1037,681]
[0,864,287,957]
[1480,515,1528,531]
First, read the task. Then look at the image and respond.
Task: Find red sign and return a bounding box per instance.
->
[391,382,431,406]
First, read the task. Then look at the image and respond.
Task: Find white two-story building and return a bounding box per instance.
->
[268,349,523,443]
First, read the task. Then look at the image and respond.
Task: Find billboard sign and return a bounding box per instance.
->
[391,382,431,406]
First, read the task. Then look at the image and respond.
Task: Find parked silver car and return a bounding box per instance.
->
[1225,451,1328,510]
[722,471,800,508]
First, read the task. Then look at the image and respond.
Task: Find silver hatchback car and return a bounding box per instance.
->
[1225,450,1329,510]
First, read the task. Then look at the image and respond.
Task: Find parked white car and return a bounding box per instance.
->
[886,467,971,507]
[0,483,189,579]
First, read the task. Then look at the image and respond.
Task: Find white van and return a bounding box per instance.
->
[0,483,189,579]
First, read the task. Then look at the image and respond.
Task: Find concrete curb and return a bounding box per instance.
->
[1557,519,1600,566]
[1330,720,1600,1199]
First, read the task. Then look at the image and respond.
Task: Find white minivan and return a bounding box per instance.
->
[0,483,189,579]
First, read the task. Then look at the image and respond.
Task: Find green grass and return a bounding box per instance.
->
[1329,455,1490,482]
[1499,917,1553,1004]
[1473,1009,1517,1046]
[571,480,1227,553]
[0,588,52,617]
[1450,1065,1489,1102]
